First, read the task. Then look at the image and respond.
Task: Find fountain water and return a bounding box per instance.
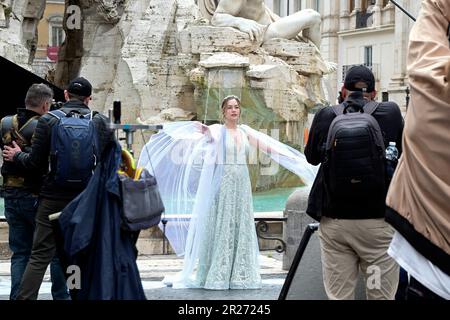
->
[200,68,245,123]
[192,60,308,192]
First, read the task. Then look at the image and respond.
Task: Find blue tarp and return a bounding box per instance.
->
[59,141,146,300]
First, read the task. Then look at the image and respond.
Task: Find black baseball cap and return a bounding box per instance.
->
[67,77,92,97]
[344,65,375,93]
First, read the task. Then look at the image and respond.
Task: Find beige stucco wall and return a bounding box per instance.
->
[337,26,395,95]
[269,0,420,110]
[35,1,65,60]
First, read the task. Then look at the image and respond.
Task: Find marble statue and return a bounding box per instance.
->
[0,0,9,26]
[199,0,336,73]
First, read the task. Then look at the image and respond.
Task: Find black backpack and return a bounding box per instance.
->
[49,109,99,189]
[323,101,386,206]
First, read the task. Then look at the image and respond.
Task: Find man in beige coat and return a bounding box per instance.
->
[386,0,450,300]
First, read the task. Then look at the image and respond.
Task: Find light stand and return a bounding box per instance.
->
[107,101,163,154]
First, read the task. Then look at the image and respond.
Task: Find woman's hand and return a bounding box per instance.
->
[195,122,213,142]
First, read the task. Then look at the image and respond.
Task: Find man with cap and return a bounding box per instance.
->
[2,76,114,300]
[304,65,404,300]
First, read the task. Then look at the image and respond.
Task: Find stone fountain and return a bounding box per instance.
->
[71,0,332,190]
[0,0,333,160]
[0,0,334,256]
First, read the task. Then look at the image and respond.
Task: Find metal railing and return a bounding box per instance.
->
[160,214,288,254]
[255,216,287,253]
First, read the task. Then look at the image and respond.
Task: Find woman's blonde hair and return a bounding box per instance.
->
[220,95,241,111]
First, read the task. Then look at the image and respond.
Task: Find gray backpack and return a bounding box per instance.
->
[324,101,386,206]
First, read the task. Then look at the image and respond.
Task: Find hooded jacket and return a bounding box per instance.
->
[386,0,450,275]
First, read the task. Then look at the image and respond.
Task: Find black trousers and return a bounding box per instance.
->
[15,197,70,300]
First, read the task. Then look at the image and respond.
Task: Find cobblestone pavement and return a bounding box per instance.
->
[0,251,287,300]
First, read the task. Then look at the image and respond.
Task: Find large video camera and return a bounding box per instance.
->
[50,100,64,111]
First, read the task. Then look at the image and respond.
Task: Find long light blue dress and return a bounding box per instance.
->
[192,127,262,290]
[139,122,317,290]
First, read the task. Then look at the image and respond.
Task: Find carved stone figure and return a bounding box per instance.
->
[137,108,196,125]
[199,0,336,74]
[95,0,125,23]
[0,1,7,24]
[0,0,46,66]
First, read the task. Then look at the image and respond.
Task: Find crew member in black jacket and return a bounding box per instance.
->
[0,83,69,300]
[3,77,114,300]
[305,65,404,300]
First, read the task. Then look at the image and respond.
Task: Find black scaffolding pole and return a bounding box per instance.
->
[389,0,416,22]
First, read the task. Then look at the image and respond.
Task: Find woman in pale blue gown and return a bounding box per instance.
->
[138,96,318,290]
[192,95,261,290]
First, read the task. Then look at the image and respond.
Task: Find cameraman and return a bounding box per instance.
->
[0,83,69,300]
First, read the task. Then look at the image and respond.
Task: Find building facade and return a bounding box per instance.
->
[266,0,421,111]
[33,0,65,78]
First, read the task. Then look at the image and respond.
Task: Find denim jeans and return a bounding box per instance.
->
[16,197,73,300]
[4,194,70,300]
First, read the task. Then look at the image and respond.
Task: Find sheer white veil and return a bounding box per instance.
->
[138,122,227,287]
[138,121,317,287]
[240,124,318,186]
